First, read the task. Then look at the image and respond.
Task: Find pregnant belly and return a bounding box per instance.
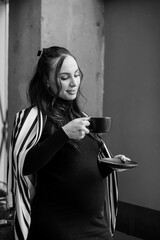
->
[37,171,105,218]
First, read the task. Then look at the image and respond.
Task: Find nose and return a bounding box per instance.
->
[69,76,77,87]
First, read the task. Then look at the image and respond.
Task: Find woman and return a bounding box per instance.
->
[7,46,129,240]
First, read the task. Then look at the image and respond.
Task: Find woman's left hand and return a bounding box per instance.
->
[114,154,131,163]
[113,154,131,172]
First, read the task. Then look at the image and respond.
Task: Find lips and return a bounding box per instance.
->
[66,90,77,95]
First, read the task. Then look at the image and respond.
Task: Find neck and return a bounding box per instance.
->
[55,97,73,106]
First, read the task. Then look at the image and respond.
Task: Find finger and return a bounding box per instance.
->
[121,156,126,162]
[84,127,90,134]
[80,130,86,139]
[81,125,90,134]
[81,117,91,121]
[120,156,131,162]
[124,157,131,161]
[114,154,127,162]
[83,120,90,127]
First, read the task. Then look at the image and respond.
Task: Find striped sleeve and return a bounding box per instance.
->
[7,107,44,240]
[98,139,118,236]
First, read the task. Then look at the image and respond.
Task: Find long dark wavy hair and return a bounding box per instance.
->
[27,46,102,148]
[27,46,84,128]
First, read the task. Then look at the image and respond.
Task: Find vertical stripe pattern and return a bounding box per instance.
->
[7,107,118,239]
[7,107,44,240]
[98,140,118,236]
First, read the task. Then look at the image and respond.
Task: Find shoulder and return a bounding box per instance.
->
[14,106,42,127]
[12,106,45,142]
[15,105,41,118]
[15,106,33,117]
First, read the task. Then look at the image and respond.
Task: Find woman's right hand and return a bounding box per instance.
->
[62,117,90,140]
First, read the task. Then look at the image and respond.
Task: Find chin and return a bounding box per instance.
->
[66,96,76,100]
[61,94,77,101]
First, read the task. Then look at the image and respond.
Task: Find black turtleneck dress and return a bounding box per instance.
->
[24,104,113,240]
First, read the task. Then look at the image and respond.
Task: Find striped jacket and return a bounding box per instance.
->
[7,106,118,240]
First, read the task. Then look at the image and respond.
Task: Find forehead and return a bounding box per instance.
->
[60,55,78,73]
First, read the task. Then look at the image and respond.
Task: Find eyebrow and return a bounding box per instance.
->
[60,69,79,75]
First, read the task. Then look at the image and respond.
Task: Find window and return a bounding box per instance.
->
[0,0,9,184]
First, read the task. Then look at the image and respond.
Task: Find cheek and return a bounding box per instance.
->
[60,81,68,91]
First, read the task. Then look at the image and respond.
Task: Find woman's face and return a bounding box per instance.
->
[49,55,81,100]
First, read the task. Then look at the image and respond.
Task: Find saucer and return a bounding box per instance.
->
[100,158,138,169]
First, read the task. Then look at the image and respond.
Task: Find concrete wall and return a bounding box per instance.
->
[8,0,41,136]
[41,0,104,116]
[8,0,105,138]
[103,0,160,211]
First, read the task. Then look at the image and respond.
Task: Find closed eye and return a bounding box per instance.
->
[60,69,80,81]
[74,72,80,78]
[60,74,69,81]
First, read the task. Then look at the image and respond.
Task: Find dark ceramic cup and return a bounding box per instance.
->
[89,117,111,133]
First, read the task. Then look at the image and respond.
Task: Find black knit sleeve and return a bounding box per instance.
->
[97,161,114,178]
[23,128,69,175]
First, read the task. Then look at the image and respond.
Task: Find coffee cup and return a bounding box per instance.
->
[89,117,111,133]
